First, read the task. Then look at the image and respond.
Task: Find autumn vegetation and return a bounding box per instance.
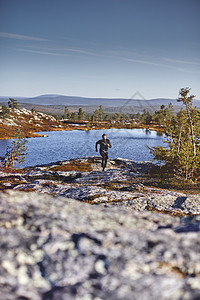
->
[0,99,63,139]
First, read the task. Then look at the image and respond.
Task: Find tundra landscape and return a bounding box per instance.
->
[0,0,199,299]
[0,89,200,299]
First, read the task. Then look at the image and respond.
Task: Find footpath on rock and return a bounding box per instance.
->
[0,156,200,299]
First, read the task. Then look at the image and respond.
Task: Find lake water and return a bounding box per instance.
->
[0,128,165,167]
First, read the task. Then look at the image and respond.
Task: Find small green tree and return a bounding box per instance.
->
[113,113,121,121]
[177,87,196,157]
[3,129,27,168]
[71,112,77,120]
[87,113,92,121]
[31,107,37,114]
[8,98,19,109]
[0,105,10,118]
[104,114,110,121]
[152,103,174,126]
[78,108,85,120]
[93,109,98,121]
[98,105,104,121]
[64,106,71,119]
[135,112,141,121]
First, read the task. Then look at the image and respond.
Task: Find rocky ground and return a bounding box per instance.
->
[0,191,200,300]
[0,157,200,299]
[0,156,200,215]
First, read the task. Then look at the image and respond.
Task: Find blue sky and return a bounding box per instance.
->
[0,0,199,99]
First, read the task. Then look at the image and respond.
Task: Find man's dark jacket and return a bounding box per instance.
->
[96,139,111,157]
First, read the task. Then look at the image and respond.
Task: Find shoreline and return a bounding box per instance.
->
[0,123,164,140]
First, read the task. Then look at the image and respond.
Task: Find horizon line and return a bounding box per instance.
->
[0,94,192,101]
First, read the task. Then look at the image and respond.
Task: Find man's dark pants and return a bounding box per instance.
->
[100,151,108,170]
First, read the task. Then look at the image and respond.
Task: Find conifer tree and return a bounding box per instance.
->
[149,88,200,181]
[8,98,19,109]
[1,105,10,118]
[78,108,85,120]
[3,129,27,168]
[177,87,196,157]
[98,105,104,121]
[71,112,77,120]
[64,106,71,119]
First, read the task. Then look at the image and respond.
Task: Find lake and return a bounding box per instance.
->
[0,128,165,167]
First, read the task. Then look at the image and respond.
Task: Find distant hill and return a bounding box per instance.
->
[0,95,200,115]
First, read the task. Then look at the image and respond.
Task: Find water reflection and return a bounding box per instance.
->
[156,131,164,137]
[145,129,151,134]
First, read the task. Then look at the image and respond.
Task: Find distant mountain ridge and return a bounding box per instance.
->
[0,94,200,114]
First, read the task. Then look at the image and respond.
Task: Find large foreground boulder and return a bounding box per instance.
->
[0,190,200,300]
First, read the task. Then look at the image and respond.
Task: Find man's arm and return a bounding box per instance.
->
[107,139,111,148]
[96,140,100,152]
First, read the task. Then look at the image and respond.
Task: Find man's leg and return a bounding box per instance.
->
[102,157,106,170]
[101,153,106,171]
[101,155,104,167]
[102,153,108,171]
[104,158,107,168]
[104,152,108,169]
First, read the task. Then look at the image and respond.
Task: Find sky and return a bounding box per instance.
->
[0,0,199,99]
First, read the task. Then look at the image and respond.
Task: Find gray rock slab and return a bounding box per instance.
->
[147,194,200,215]
[74,169,135,184]
[59,185,143,204]
[0,190,200,300]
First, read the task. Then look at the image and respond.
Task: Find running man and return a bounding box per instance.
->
[96,134,111,171]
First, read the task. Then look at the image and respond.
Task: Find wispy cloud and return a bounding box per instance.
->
[118,55,200,74]
[17,48,70,57]
[63,47,98,56]
[101,48,200,73]
[121,57,168,68]
[0,32,47,41]
[163,57,200,66]
[15,44,102,59]
[12,40,200,75]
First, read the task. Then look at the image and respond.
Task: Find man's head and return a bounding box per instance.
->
[102,134,107,140]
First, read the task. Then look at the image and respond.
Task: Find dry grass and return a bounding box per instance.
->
[82,193,105,203]
[17,187,36,192]
[100,182,118,190]
[50,160,93,172]
[42,181,57,188]
[0,166,25,174]
[0,176,27,191]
